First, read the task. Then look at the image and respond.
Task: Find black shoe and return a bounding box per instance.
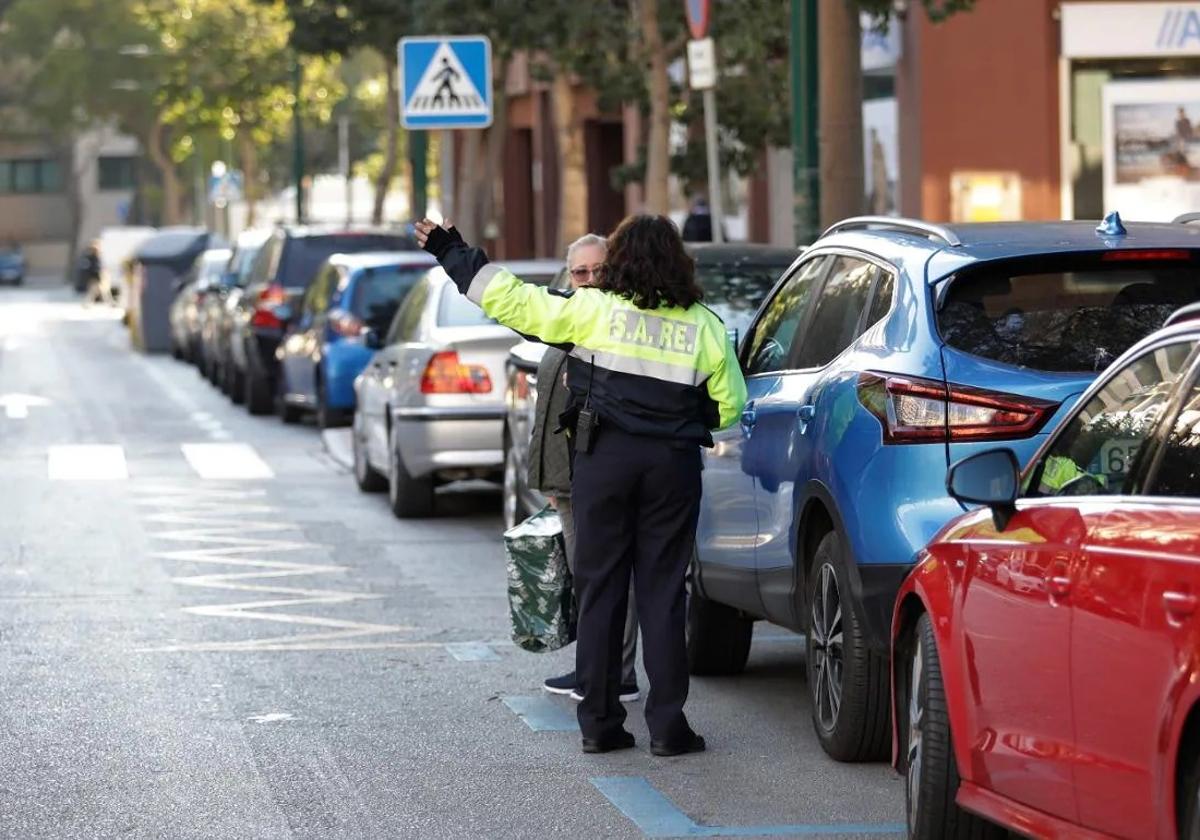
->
[651,733,706,757]
[543,671,576,695]
[581,731,635,754]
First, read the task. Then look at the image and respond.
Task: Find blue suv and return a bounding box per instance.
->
[686,214,1200,762]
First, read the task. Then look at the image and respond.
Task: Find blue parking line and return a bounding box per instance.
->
[591,777,905,838]
[501,695,579,731]
[445,642,501,661]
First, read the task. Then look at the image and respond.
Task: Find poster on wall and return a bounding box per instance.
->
[1103,79,1200,221]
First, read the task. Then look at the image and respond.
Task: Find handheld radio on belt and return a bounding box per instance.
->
[574,355,598,454]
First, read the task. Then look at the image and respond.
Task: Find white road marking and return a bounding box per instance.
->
[1,393,51,419]
[48,445,128,480]
[247,712,295,724]
[181,443,274,480]
[134,485,412,651]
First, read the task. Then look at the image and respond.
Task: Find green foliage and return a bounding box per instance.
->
[856,0,975,24]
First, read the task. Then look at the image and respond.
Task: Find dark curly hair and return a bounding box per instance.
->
[600,215,702,310]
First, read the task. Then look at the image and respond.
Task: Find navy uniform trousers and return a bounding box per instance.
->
[571,425,702,745]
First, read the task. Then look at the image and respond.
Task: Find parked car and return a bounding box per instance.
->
[501,243,799,529]
[684,214,1200,763]
[352,259,564,517]
[229,227,417,415]
[168,247,232,363]
[892,313,1200,839]
[200,229,270,393]
[0,242,26,285]
[276,251,435,428]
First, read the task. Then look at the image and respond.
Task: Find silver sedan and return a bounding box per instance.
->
[352,259,563,518]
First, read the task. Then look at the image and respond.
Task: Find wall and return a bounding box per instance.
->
[905,0,1061,221]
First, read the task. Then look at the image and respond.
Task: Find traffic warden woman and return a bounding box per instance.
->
[415,215,746,756]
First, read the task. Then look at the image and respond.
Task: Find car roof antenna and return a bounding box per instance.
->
[1095,211,1127,237]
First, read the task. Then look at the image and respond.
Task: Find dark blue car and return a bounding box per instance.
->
[686,214,1200,762]
[276,251,435,428]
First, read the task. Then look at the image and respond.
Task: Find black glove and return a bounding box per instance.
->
[422,225,465,260]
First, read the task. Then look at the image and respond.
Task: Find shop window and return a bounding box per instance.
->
[98,156,136,191]
[0,159,63,194]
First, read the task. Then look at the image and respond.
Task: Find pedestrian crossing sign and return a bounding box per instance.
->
[399,36,493,129]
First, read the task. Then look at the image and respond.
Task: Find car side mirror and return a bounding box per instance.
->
[947,448,1020,530]
[362,327,383,349]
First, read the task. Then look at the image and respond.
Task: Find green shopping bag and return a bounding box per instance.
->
[504,506,576,653]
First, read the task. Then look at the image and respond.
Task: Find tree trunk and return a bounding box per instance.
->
[637,0,671,214]
[146,117,183,225]
[62,136,85,286]
[372,57,400,225]
[482,61,510,255]
[553,73,589,252]
[818,0,865,227]
[238,130,260,227]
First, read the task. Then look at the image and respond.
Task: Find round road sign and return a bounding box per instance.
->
[685,0,710,39]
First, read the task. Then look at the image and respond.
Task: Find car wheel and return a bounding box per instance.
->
[806,530,890,762]
[352,416,387,493]
[244,369,273,415]
[316,380,348,430]
[228,365,245,405]
[502,430,529,530]
[685,557,754,676]
[905,613,1003,839]
[277,377,302,425]
[388,426,434,518]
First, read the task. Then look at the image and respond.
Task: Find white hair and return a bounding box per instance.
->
[566,233,607,264]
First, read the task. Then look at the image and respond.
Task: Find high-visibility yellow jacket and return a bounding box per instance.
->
[427,231,747,446]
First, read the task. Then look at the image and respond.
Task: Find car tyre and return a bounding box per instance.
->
[244,369,273,415]
[227,365,246,405]
[316,379,348,430]
[502,429,530,530]
[388,426,434,518]
[352,416,387,493]
[805,529,890,762]
[904,613,1004,839]
[685,559,754,676]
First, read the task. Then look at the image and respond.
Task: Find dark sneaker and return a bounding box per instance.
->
[543,671,577,695]
[582,730,635,754]
[651,733,706,757]
[568,683,640,703]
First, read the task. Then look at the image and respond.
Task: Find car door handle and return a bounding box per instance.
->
[740,404,757,428]
[797,404,815,433]
[1163,590,1197,619]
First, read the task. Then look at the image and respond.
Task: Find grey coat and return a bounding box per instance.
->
[527,346,573,497]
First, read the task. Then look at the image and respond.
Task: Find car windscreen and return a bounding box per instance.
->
[438,285,495,327]
[351,266,429,332]
[938,255,1200,373]
[695,261,790,334]
[279,235,414,289]
[231,245,262,285]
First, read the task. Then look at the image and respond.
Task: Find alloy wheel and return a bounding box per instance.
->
[906,637,925,833]
[502,443,519,530]
[809,562,844,732]
[353,423,368,483]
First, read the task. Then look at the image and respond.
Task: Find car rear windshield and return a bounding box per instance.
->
[352,267,428,331]
[938,256,1200,372]
[279,234,414,289]
[696,261,791,334]
[438,285,496,327]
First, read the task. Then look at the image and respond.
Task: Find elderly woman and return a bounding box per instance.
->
[416,214,745,756]
[533,233,640,705]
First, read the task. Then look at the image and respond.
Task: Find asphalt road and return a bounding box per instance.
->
[0,276,905,840]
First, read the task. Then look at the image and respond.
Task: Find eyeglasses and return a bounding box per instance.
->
[569,264,605,280]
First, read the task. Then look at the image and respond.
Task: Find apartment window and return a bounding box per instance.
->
[98,156,136,191]
[0,159,63,194]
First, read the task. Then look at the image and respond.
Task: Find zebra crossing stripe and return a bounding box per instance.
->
[47,445,129,481]
[181,443,274,480]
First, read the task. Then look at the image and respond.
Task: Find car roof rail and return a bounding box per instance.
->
[819,216,963,247]
[1173,212,1200,225]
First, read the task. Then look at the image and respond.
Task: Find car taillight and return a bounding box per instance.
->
[328,308,363,338]
[251,284,287,329]
[420,351,492,394]
[1101,249,1191,262]
[513,370,530,401]
[857,372,1057,444]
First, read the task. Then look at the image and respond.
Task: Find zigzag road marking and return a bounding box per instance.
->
[134,484,416,652]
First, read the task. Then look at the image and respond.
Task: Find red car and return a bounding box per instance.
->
[892,317,1200,839]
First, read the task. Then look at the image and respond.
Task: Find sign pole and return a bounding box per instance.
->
[702,88,724,243]
[440,130,455,223]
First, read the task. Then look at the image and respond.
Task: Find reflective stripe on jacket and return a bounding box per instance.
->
[435,239,746,446]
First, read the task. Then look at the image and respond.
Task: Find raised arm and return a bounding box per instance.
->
[415,219,584,346]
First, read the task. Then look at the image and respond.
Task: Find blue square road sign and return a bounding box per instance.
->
[399,36,493,130]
